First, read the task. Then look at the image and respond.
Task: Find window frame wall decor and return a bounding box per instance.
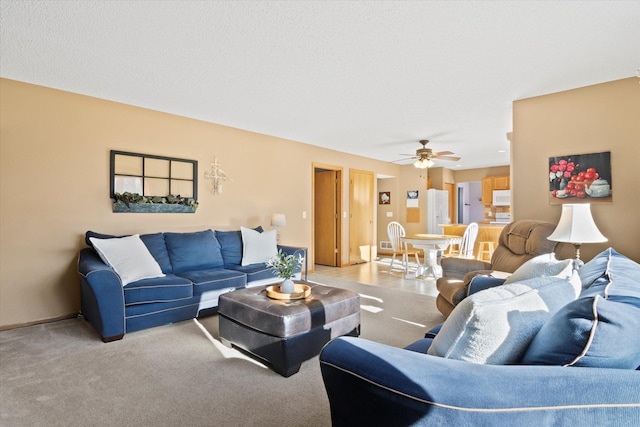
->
[110,150,198,213]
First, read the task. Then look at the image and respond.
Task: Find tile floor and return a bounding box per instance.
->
[309,256,440,297]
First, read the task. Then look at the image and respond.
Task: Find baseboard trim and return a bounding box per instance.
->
[0,313,79,332]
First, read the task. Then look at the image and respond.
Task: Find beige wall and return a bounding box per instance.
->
[512,77,640,263]
[376,168,430,251]
[0,78,403,328]
[3,76,637,328]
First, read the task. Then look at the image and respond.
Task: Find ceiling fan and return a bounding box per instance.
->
[394,139,461,169]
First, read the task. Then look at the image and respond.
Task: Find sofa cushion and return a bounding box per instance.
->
[521,248,640,369]
[177,269,246,296]
[579,248,640,298]
[520,295,640,369]
[226,263,276,283]
[85,230,117,246]
[164,230,224,274]
[427,273,581,365]
[86,231,173,273]
[240,226,278,266]
[89,235,165,286]
[504,253,573,285]
[215,226,263,267]
[123,274,193,306]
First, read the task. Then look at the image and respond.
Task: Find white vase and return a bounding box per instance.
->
[280,279,295,294]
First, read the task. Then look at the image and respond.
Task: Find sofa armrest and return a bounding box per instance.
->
[77,248,125,342]
[277,245,306,258]
[277,245,307,279]
[441,257,491,280]
[320,337,640,426]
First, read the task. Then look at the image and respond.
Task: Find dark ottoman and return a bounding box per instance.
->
[218,282,360,377]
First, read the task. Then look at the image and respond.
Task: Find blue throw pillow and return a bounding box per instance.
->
[580,248,640,299]
[164,230,224,273]
[521,248,640,369]
[521,295,640,369]
[215,226,263,267]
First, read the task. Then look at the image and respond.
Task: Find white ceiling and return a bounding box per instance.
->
[2,1,639,169]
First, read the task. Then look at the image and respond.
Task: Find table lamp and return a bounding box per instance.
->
[547,203,607,268]
[271,213,286,241]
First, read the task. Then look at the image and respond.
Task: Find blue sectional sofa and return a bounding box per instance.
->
[320,248,640,425]
[77,228,305,342]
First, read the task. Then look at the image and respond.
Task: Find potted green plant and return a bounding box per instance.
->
[112,192,198,213]
[266,249,304,294]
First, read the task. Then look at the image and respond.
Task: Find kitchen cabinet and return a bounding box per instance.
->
[493,176,510,190]
[482,177,494,205]
[481,176,510,205]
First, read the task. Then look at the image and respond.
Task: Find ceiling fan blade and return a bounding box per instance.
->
[435,150,454,156]
[435,155,461,161]
[391,157,417,163]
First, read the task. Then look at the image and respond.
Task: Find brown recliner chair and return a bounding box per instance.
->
[435,220,558,318]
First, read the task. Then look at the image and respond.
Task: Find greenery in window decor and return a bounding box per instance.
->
[113,192,198,213]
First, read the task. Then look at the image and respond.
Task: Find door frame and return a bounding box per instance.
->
[445,182,456,225]
[312,163,343,269]
[349,168,375,265]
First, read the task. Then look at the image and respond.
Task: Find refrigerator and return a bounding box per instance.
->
[426,189,449,234]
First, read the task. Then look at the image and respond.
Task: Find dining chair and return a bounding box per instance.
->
[448,222,479,258]
[387,221,421,275]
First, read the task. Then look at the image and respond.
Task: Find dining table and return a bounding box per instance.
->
[401,234,463,279]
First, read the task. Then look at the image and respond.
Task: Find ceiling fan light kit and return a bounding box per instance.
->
[395,139,461,169]
[413,158,434,169]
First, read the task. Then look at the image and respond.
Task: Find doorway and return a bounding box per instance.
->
[456,181,483,224]
[313,165,342,267]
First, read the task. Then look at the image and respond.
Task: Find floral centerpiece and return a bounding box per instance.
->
[266,249,304,294]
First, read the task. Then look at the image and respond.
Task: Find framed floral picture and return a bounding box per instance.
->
[549,151,611,204]
[379,191,391,204]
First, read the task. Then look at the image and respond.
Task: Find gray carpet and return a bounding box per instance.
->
[0,275,444,427]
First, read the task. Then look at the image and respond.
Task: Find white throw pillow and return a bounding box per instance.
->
[427,272,581,365]
[504,253,573,285]
[89,235,165,286]
[240,227,278,266]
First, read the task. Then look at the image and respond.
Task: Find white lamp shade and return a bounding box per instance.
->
[271,213,286,227]
[548,203,607,244]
